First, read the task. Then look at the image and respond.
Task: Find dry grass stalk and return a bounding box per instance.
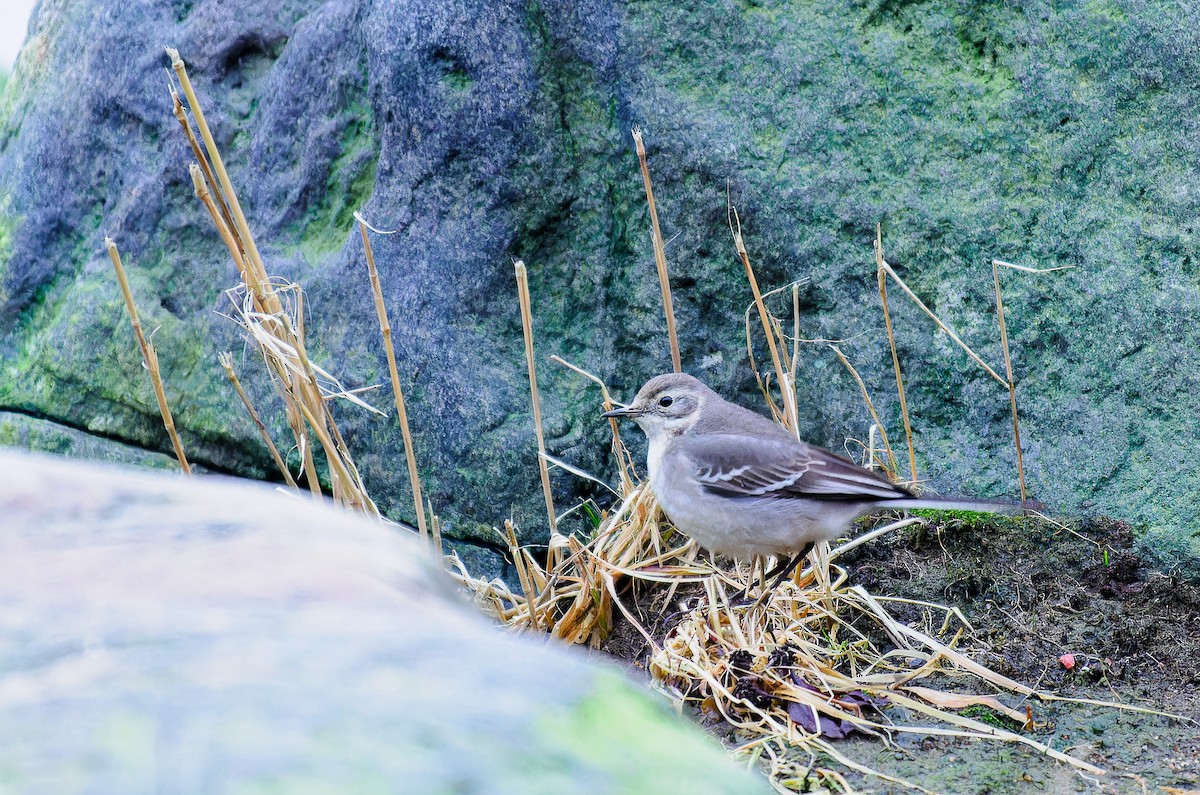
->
[170,47,378,515]
[171,86,236,245]
[189,165,267,306]
[218,351,296,487]
[740,279,812,435]
[358,214,428,539]
[828,344,899,478]
[989,259,1073,508]
[875,235,1005,387]
[632,127,682,373]
[991,259,1028,506]
[513,261,561,561]
[430,512,444,556]
[501,518,542,632]
[167,48,275,315]
[875,229,918,485]
[730,207,799,434]
[789,282,801,377]
[104,237,192,474]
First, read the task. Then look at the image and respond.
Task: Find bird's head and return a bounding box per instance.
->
[601,373,710,439]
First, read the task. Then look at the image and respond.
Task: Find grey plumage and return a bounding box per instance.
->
[603,373,1019,563]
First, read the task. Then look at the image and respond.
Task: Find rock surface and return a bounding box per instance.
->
[0,448,768,794]
[1,0,1197,572]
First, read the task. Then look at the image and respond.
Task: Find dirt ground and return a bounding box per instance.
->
[601,514,1200,794]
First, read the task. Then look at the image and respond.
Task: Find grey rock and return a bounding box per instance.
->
[0,449,768,795]
[1,0,1197,572]
[0,409,181,468]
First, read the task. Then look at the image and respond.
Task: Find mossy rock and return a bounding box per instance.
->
[1,0,1197,576]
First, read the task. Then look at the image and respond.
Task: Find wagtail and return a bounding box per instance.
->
[603,373,1020,590]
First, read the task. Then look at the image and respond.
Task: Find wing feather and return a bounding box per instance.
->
[682,433,909,502]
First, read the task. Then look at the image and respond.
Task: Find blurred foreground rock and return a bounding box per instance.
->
[0,450,767,795]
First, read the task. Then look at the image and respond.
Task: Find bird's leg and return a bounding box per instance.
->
[765,543,814,592]
[730,543,814,605]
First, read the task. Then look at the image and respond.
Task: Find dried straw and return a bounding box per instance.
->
[218,351,295,486]
[992,259,1038,507]
[167,48,275,313]
[514,261,561,561]
[104,238,192,474]
[730,206,798,433]
[875,229,918,484]
[170,47,378,514]
[632,127,682,373]
[358,215,428,539]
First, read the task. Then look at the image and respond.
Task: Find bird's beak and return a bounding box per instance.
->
[601,404,640,419]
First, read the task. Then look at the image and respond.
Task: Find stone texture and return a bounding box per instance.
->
[1,0,1197,573]
[0,449,769,795]
[0,409,181,468]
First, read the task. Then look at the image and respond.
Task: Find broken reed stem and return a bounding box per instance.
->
[790,282,801,377]
[189,164,267,307]
[166,48,278,317]
[174,49,377,515]
[285,299,349,506]
[875,248,1005,388]
[105,238,192,475]
[875,227,918,484]
[514,261,560,557]
[359,217,428,539]
[504,519,541,632]
[218,352,296,487]
[731,208,797,432]
[431,512,443,557]
[296,411,322,497]
[171,86,236,245]
[992,260,1028,506]
[175,53,315,497]
[829,344,899,477]
[632,127,682,373]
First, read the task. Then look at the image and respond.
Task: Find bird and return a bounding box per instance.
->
[602,372,1022,591]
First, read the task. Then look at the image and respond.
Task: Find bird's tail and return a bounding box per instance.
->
[881,496,1036,515]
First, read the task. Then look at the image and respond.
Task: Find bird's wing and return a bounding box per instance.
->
[682,433,908,502]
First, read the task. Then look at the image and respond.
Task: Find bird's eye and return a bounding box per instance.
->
[658,396,674,407]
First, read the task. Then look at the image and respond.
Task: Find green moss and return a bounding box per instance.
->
[0,194,13,305]
[960,704,1019,730]
[907,508,1021,530]
[295,104,379,262]
[0,412,179,467]
[0,245,256,469]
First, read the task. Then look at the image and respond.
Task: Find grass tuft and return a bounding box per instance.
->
[168,47,379,514]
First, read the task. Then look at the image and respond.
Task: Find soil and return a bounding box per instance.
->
[600,515,1200,794]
